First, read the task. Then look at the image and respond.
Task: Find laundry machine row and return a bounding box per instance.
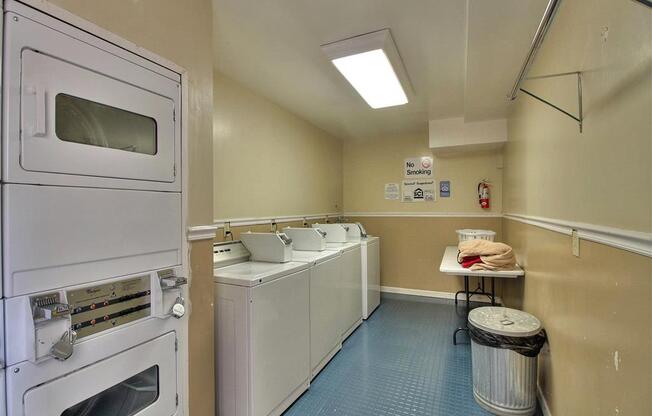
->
[313,222,381,321]
[213,227,365,416]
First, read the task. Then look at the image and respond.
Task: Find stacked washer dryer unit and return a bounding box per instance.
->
[341,223,381,320]
[3,2,186,415]
[214,232,311,416]
[283,227,343,379]
[312,224,362,340]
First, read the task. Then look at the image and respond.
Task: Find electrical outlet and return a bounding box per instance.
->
[271,220,277,233]
[302,217,308,227]
[223,222,232,240]
[572,229,580,257]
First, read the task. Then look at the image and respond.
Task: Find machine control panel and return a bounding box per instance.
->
[213,241,250,268]
[278,233,292,245]
[67,275,151,339]
[158,268,188,289]
[31,293,71,322]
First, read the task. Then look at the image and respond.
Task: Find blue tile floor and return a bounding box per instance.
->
[284,294,542,416]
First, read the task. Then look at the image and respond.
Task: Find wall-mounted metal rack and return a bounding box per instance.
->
[508,0,584,133]
[520,71,583,133]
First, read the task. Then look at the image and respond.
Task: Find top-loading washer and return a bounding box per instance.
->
[214,235,310,416]
[312,224,362,340]
[283,227,342,378]
[341,223,381,319]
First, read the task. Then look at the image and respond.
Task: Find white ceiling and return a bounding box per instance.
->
[212,0,548,140]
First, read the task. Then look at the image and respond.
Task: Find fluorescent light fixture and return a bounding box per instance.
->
[322,29,412,109]
[332,50,407,109]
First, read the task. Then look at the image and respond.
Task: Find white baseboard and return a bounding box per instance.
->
[380,285,502,305]
[537,384,552,416]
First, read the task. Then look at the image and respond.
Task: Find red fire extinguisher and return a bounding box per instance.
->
[478,180,490,209]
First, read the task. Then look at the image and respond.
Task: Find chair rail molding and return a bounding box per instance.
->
[504,213,652,258]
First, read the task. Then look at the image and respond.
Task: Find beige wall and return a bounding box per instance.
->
[343,133,504,294]
[343,134,503,215]
[502,0,652,414]
[502,220,652,415]
[213,72,343,220]
[41,2,216,415]
[348,216,503,295]
[504,0,651,233]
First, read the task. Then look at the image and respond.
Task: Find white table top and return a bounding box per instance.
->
[439,246,524,278]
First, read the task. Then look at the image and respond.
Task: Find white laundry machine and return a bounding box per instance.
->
[2,4,187,415]
[2,1,183,299]
[313,225,362,340]
[0,299,4,416]
[360,236,381,319]
[214,237,310,416]
[4,268,187,416]
[284,227,342,379]
[341,224,381,319]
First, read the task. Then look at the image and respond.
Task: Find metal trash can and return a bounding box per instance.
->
[468,307,546,416]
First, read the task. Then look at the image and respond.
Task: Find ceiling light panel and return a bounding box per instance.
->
[322,29,412,109]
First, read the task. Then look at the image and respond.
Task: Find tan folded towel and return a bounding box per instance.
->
[457,239,516,271]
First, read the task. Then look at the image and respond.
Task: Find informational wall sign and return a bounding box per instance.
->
[404,156,434,178]
[440,180,451,197]
[402,179,435,202]
[384,183,400,200]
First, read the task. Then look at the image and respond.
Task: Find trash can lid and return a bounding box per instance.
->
[468,307,542,337]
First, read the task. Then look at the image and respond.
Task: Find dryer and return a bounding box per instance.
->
[2,0,182,299]
[4,268,187,416]
[214,240,310,416]
[284,227,342,379]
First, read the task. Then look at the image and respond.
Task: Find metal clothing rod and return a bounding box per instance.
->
[508,0,563,100]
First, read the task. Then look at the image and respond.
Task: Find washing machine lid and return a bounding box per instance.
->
[291,250,339,264]
[214,261,308,287]
[468,307,542,337]
[325,241,360,252]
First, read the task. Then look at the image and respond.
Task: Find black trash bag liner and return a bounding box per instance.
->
[468,323,547,358]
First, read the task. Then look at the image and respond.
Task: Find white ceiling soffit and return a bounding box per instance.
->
[464,0,549,121]
[212,0,549,140]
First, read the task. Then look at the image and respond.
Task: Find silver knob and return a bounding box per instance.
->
[51,330,77,361]
[171,296,185,319]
